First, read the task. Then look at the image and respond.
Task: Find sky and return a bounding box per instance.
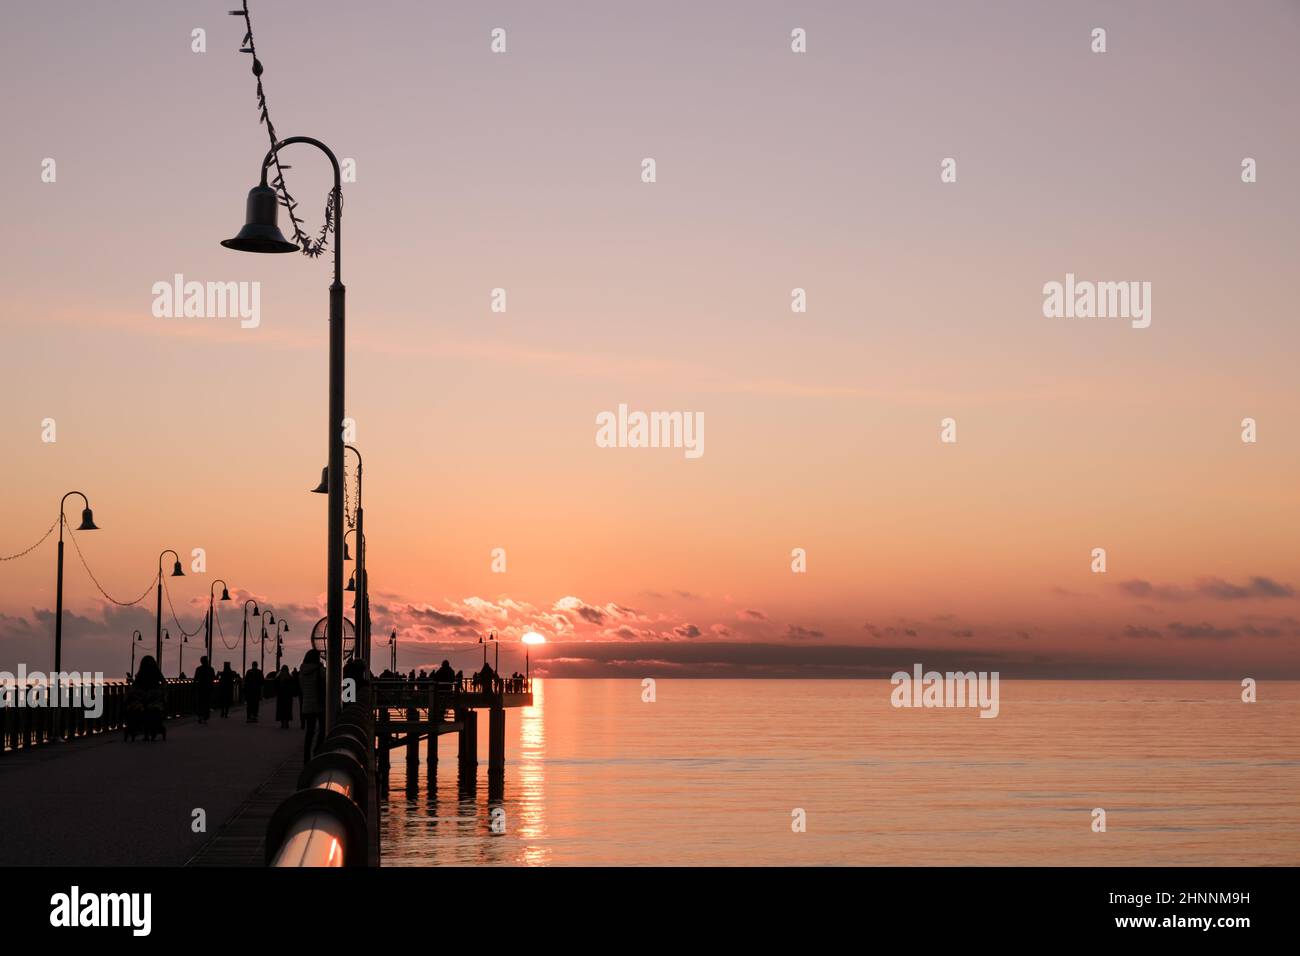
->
[1,1,1298,679]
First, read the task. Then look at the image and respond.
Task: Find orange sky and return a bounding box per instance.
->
[1,0,1298,677]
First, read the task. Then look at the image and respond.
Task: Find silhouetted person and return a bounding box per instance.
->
[434,659,456,693]
[343,655,367,696]
[244,662,263,722]
[476,661,497,694]
[299,649,326,762]
[130,655,167,742]
[217,662,235,718]
[193,656,215,723]
[275,665,294,729]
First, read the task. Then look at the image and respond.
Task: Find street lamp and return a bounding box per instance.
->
[274,619,289,673]
[178,633,189,677]
[52,494,96,686]
[314,444,367,669]
[129,630,143,678]
[260,611,276,674]
[206,579,232,664]
[388,630,397,674]
[225,135,347,729]
[521,631,545,683]
[155,550,185,662]
[161,628,170,675]
[242,599,260,674]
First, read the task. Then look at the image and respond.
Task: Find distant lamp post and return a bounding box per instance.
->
[53,492,97,728]
[242,599,260,674]
[388,630,397,674]
[206,579,232,664]
[275,619,289,673]
[129,630,143,677]
[161,628,170,675]
[521,631,545,683]
[226,135,347,729]
[155,550,185,662]
[260,612,276,674]
[315,444,367,669]
[178,633,189,677]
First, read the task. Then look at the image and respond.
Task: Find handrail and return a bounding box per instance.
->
[266,702,372,867]
[0,677,232,754]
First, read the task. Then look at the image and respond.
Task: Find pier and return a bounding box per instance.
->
[0,674,531,866]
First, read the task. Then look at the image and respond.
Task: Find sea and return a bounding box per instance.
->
[379,679,1300,866]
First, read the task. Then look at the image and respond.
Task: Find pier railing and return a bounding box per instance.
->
[0,678,231,754]
[267,701,374,867]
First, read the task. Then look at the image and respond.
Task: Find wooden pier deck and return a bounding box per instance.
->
[0,712,302,866]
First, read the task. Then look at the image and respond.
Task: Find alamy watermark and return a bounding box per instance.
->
[1042,273,1151,329]
[0,666,105,718]
[595,404,704,459]
[890,663,999,718]
[152,273,261,329]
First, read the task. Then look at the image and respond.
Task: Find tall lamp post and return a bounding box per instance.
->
[53,491,98,678]
[129,630,143,678]
[225,136,346,729]
[155,550,185,662]
[389,630,397,674]
[241,599,260,674]
[206,579,232,664]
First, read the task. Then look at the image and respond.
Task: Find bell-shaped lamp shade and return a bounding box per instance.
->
[311,466,329,494]
[77,507,98,531]
[345,573,356,592]
[267,614,276,626]
[343,540,352,561]
[220,587,232,601]
[171,560,185,577]
[283,623,290,632]
[221,185,299,254]
[252,605,260,616]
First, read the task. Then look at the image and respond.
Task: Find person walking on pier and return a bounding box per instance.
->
[130,655,167,742]
[194,656,215,724]
[275,665,294,729]
[244,661,263,722]
[299,649,326,762]
[217,662,235,718]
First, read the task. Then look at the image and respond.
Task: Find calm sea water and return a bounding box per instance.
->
[379,679,1300,866]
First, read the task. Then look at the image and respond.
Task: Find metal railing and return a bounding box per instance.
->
[0,678,225,754]
[266,702,373,867]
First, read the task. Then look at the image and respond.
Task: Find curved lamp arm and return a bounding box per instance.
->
[260,137,342,282]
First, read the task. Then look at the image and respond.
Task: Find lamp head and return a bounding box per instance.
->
[77,507,98,531]
[221,185,299,254]
[345,573,356,592]
[311,467,329,494]
[170,560,185,577]
[343,541,352,561]
[220,587,231,601]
